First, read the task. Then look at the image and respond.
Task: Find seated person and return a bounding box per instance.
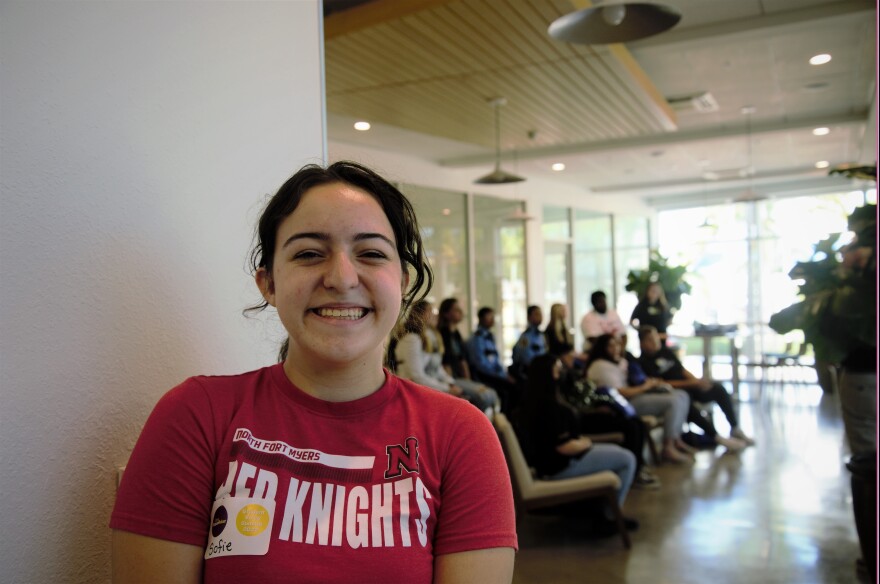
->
[581,290,627,352]
[511,305,547,380]
[466,306,519,413]
[545,303,588,366]
[436,297,472,380]
[521,354,638,533]
[558,350,660,489]
[395,300,499,415]
[585,334,694,463]
[637,325,754,448]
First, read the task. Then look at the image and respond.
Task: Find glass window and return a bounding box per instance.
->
[657,189,875,370]
[543,205,572,335]
[542,205,570,239]
[473,195,527,363]
[400,184,470,324]
[573,210,614,351]
[613,215,651,342]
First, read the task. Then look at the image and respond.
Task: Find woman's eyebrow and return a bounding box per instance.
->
[353,232,395,248]
[281,232,328,249]
[281,231,394,249]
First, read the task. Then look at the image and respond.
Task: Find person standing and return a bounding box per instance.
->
[581,290,627,351]
[630,282,673,344]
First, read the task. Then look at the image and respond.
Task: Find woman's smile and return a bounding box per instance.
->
[310,306,371,320]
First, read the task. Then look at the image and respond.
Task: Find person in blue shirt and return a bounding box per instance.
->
[511,305,546,380]
[467,306,519,413]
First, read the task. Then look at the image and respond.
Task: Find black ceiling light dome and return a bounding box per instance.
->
[548,2,682,45]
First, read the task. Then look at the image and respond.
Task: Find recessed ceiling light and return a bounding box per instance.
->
[442,208,451,216]
[812,127,830,136]
[551,162,566,171]
[815,160,830,169]
[809,53,832,65]
[354,121,371,131]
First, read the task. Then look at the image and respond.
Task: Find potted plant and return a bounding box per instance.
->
[625,250,692,315]
[768,203,876,364]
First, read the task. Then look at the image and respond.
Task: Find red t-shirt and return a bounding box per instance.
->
[110,364,517,583]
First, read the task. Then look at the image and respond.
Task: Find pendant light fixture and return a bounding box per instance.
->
[548,1,681,45]
[474,97,525,185]
[734,105,767,203]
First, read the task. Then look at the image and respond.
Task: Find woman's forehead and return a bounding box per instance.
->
[280,182,395,240]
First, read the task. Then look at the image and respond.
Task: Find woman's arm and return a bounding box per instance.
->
[617,378,660,399]
[630,303,641,328]
[556,435,593,456]
[112,531,202,584]
[434,548,515,584]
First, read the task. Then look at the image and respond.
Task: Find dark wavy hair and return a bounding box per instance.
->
[437,297,460,331]
[584,333,618,371]
[246,161,433,361]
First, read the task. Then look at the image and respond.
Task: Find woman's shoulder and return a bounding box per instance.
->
[158,364,279,412]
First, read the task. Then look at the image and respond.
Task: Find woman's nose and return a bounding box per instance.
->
[323,252,359,289]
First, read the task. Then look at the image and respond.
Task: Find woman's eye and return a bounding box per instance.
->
[360,250,389,260]
[293,250,321,260]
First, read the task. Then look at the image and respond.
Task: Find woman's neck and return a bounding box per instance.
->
[282,354,386,402]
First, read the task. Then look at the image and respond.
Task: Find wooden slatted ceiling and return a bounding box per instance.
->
[325,0,677,152]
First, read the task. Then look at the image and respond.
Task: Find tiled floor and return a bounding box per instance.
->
[511,383,865,584]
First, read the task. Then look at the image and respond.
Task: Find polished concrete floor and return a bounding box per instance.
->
[512,382,865,584]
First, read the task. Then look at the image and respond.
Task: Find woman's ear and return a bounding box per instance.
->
[255,267,276,306]
[401,271,410,295]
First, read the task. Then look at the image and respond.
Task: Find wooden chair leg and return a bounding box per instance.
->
[605,492,631,549]
[646,432,660,466]
[641,417,661,466]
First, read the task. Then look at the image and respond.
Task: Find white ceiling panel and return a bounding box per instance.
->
[324,0,877,205]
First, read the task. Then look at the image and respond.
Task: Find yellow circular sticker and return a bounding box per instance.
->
[236,504,270,536]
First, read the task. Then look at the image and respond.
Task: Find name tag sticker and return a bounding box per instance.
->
[205,497,275,559]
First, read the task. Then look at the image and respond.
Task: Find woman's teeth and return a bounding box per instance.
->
[314,308,367,319]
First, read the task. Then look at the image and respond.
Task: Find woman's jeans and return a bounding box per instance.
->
[550,443,636,509]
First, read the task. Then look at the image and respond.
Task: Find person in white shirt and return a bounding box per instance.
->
[581,290,626,351]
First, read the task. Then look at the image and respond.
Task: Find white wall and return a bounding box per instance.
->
[0,2,324,581]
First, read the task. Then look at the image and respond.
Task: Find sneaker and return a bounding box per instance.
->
[716,435,747,452]
[731,427,756,446]
[634,469,662,489]
[674,439,698,454]
[662,447,694,463]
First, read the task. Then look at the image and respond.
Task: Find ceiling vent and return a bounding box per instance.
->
[667,91,719,113]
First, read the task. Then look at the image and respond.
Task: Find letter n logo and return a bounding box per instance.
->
[384,437,419,479]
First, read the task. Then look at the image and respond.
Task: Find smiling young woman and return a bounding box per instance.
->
[110,161,517,583]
